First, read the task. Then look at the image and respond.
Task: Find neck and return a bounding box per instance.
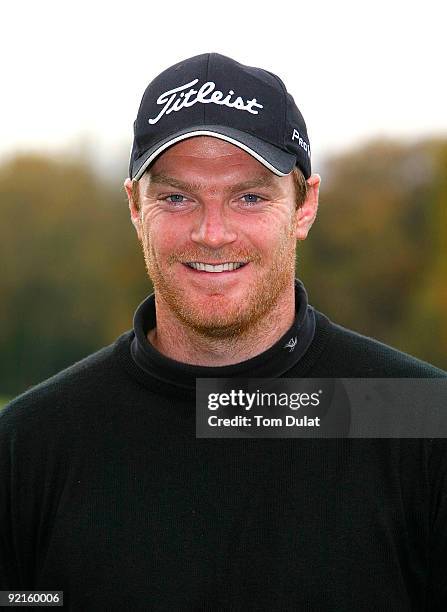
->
[147,285,296,366]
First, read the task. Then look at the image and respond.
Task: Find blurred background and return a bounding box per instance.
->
[1,0,446,402]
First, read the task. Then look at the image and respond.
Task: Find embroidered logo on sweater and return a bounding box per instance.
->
[284,337,297,352]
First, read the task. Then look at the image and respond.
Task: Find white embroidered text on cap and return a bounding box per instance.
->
[148,79,264,125]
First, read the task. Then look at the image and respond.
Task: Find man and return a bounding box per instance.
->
[1,53,446,611]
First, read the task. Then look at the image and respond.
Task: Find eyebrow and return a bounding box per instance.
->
[145,172,278,194]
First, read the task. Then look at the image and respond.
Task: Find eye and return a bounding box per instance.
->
[241,194,263,205]
[164,194,186,204]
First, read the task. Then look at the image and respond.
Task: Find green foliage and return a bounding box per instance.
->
[0,397,11,410]
[0,154,150,395]
[0,140,446,396]
[300,138,447,369]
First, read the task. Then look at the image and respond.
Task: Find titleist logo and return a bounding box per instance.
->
[148,79,264,125]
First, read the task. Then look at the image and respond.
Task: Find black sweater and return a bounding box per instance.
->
[1,283,446,611]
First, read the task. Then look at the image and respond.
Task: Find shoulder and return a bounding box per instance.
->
[313,310,447,377]
[0,331,133,434]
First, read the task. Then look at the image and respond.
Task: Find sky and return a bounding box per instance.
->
[2,0,446,178]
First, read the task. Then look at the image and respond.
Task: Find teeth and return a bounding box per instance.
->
[187,262,245,272]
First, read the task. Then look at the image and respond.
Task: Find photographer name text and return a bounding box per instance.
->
[208,415,320,428]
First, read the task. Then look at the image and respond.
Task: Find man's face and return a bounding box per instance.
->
[126,137,317,339]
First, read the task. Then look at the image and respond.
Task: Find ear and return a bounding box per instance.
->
[294,173,320,241]
[124,177,142,241]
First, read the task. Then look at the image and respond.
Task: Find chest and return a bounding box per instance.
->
[34,433,429,610]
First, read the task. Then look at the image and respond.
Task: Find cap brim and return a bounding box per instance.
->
[131,125,297,181]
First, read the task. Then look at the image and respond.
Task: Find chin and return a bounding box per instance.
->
[178,301,259,339]
[184,316,247,339]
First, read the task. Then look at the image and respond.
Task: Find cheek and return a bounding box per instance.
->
[250,214,294,248]
[142,217,186,257]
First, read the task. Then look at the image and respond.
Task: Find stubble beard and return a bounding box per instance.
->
[140,227,297,340]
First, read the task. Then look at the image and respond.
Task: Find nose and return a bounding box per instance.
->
[190,201,237,249]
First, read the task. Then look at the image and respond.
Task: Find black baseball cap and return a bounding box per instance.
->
[129,53,311,181]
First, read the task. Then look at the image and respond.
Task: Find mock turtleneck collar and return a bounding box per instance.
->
[130,279,315,390]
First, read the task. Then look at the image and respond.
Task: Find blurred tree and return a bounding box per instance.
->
[299,138,446,369]
[394,141,447,366]
[0,154,150,395]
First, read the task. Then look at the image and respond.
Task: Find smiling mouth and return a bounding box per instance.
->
[184,262,247,272]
